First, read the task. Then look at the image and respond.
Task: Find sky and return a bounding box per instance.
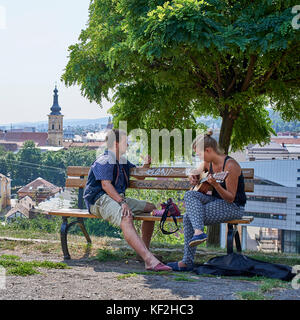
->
[0,0,113,126]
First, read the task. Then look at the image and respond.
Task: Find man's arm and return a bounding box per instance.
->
[135,155,151,180]
[101,180,132,217]
[101,180,124,203]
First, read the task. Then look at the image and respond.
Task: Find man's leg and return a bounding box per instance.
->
[141,202,156,249]
[120,215,160,269]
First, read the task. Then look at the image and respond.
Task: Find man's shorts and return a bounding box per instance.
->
[89,193,148,227]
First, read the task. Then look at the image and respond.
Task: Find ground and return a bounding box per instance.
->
[0,232,299,300]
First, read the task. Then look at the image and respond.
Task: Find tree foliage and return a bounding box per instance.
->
[63,0,300,154]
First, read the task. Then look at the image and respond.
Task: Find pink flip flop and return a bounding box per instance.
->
[146,263,172,272]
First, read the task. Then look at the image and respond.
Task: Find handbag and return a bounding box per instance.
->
[157,198,181,235]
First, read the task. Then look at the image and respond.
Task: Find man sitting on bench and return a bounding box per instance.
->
[83,129,172,272]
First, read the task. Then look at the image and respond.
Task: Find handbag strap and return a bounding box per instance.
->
[159,203,179,235]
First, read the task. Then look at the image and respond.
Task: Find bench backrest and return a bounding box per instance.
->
[65,166,254,209]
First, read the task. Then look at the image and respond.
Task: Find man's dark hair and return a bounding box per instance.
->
[106,129,127,148]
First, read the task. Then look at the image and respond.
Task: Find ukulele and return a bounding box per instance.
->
[190,171,229,193]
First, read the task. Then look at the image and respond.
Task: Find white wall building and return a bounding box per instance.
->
[220,160,300,253]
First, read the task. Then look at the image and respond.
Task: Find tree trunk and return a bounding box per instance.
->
[218,109,236,155]
[207,108,236,247]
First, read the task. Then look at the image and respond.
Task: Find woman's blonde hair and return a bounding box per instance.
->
[192,129,224,155]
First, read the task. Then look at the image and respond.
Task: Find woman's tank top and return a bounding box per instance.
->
[209,156,247,207]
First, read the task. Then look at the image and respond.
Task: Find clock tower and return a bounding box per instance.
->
[48,86,64,147]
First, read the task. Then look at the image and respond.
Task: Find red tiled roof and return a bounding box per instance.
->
[271,138,300,145]
[0,132,48,146]
[18,177,60,194]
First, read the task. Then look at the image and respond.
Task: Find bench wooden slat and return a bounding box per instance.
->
[130,167,189,178]
[66,177,254,193]
[226,216,254,224]
[67,166,254,179]
[66,178,87,188]
[67,167,90,177]
[47,209,98,218]
[129,179,191,191]
[46,209,252,225]
[244,182,254,193]
[47,209,184,222]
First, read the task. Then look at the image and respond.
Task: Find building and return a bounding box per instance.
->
[5,196,36,221]
[0,131,48,148]
[62,141,106,151]
[220,160,300,254]
[48,86,64,147]
[246,136,300,161]
[17,177,61,204]
[0,173,11,212]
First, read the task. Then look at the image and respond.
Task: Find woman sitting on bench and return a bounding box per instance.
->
[168,130,247,272]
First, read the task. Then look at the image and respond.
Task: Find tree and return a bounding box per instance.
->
[62,0,300,245]
[15,141,42,185]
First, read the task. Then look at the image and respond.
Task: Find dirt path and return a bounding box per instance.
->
[0,249,299,300]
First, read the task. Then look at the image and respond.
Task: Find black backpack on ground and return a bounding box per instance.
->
[194,253,296,281]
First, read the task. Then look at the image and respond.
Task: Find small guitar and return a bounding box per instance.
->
[190,171,229,193]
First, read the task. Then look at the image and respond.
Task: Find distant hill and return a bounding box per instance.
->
[0,117,110,131]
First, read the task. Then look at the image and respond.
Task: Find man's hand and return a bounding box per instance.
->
[121,203,133,217]
[142,155,152,168]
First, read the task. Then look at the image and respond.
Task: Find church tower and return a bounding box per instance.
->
[48,85,64,147]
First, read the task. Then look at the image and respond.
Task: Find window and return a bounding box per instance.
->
[297,177,300,181]
[246,195,287,203]
[297,213,300,216]
[245,211,286,220]
[297,205,300,208]
[52,124,55,130]
[298,169,300,172]
[297,195,300,199]
[296,222,300,225]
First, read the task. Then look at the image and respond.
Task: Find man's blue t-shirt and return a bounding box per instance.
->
[83,150,136,213]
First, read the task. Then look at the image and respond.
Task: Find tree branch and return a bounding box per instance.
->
[189,54,223,98]
[257,45,299,88]
[241,54,258,92]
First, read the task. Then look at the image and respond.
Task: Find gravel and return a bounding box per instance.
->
[0,250,299,300]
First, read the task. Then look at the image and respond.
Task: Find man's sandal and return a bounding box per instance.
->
[146,262,172,272]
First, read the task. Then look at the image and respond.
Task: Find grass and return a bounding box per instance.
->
[173,275,198,282]
[117,273,139,280]
[235,291,271,300]
[0,255,70,277]
[96,248,125,262]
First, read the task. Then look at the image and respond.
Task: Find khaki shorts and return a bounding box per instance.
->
[89,193,147,227]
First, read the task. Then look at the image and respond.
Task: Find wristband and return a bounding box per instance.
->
[118,199,127,206]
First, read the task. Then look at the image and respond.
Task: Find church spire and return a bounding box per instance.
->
[50,85,62,115]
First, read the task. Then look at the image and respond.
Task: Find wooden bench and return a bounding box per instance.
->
[46,166,254,259]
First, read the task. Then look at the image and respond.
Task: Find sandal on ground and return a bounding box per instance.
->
[167,262,194,272]
[146,262,172,272]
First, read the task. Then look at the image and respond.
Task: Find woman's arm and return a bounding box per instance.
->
[207,160,240,203]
